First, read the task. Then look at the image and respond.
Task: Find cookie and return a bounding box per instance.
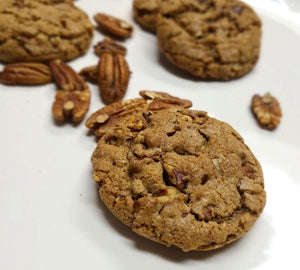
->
[86,91,266,252]
[133,0,158,33]
[156,0,262,80]
[37,0,73,4]
[0,0,93,63]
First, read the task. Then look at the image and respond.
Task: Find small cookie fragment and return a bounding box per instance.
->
[251,93,282,130]
[88,90,266,251]
[94,13,134,39]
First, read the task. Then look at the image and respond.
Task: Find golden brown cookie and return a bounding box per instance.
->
[156,0,262,80]
[0,0,93,63]
[133,0,158,33]
[86,91,266,252]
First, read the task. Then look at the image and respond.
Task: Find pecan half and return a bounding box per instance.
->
[251,93,282,130]
[94,38,127,56]
[139,90,192,110]
[98,52,130,104]
[52,89,91,122]
[0,62,52,85]
[86,98,146,130]
[94,13,133,39]
[50,59,87,91]
[79,65,98,84]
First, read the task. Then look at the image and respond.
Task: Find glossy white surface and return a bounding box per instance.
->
[0,1,300,269]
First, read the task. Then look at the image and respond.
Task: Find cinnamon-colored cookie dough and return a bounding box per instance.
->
[87,91,266,252]
[156,0,262,80]
[133,0,158,33]
[0,0,93,63]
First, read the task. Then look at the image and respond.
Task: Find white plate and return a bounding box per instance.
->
[1,1,300,269]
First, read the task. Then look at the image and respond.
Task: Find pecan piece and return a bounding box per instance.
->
[86,98,146,130]
[94,38,127,56]
[98,52,130,104]
[79,65,98,84]
[202,206,212,221]
[52,89,91,122]
[251,93,282,130]
[139,90,192,110]
[0,62,52,85]
[163,163,186,191]
[94,13,133,39]
[156,187,178,203]
[50,59,87,91]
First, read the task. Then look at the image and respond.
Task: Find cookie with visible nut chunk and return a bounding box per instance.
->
[156,0,262,80]
[0,0,93,63]
[87,90,266,251]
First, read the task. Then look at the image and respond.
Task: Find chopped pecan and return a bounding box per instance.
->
[202,206,212,220]
[139,90,192,110]
[94,13,133,39]
[212,155,225,171]
[86,98,146,130]
[0,62,52,85]
[52,89,91,122]
[156,187,178,203]
[127,117,147,131]
[79,65,98,84]
[242,165,257,179]
[163,163,186,191]
[94,38,127,56]
[251,93,282,130]
[50,59,87,91]
[98,52,130,104]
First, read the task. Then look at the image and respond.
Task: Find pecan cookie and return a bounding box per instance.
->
[87,91,266,252]
[133,0,158,33]
[0,0,93,63]
[156,0,262,80]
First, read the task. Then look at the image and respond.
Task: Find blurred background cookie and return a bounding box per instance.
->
[133,0,158,33]
[156,0,262,80]
[0,0,93,63]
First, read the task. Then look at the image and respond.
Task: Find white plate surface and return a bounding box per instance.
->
[0,1,300,269]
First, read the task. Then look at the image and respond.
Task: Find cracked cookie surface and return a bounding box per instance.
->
[156,0,262,80]
[0,0,93,63]
[88,91,266,251]
[133,0,158,33]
